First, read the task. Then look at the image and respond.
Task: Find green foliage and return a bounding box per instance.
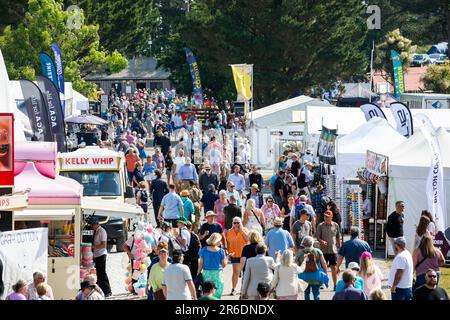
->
[158,0,368,107]
[76,0,160,58]
[422,64,450,93]
[374,29,416,83]
[0,0,127,97]
[415,44,432,54]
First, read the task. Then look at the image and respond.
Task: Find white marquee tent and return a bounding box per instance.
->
[336,117,407,180]
[386,126,450,254]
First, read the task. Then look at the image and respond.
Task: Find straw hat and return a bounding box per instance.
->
[206,232,222,246]
[205,211,217,218]
[180,190,190,197]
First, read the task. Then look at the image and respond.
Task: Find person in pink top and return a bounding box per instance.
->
[359,252,383,297]
[5,280,27,300]
[260,195,281,233]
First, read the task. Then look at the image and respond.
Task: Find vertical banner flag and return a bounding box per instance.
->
[51,43,65,95]
[38,52,58,89]
[390,102,413,138]
[0,113,14,186]
[19,79,54,142]
[360,103,387,121]
[36,75,67,152]
[391,50,405,99]
[0,228,48,300]
[230,64,253,101]
[317,126,337,165]
[415,113,448,256]
[184,48,203,106]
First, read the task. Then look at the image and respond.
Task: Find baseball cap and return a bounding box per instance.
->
[172,249,183,258]
[177,217,189,225]
[361,251,372,260]
[161,221,171,230]
[251,183,259,190]
[348,262,360,270]
[80,280,94,291]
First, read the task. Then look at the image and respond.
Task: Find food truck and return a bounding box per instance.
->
[57,146,135,251]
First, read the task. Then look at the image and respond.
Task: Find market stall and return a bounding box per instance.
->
[386,126,450,258]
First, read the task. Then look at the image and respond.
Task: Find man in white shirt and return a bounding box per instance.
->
[227,165,246,194]
[388,236,413,300]
[27,272,54,300]
[90,217,112,297]
[176,218,191,254]
[162,250,197,300]
[303,149,315,164]
[172,149,186,189]
[173,112,184,129]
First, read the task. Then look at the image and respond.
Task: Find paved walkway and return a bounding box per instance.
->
[106,140,392,300]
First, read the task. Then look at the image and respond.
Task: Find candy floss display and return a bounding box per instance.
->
[123,222,160,297]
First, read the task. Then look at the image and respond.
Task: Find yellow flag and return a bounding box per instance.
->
[231,64,252,101]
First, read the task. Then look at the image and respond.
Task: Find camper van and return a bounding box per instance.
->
[57,146,135,251]
[400,93,450,109]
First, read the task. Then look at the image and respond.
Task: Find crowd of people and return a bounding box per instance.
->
[4,87,448,302]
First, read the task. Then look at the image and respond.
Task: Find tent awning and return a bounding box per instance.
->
[14,209,75,220]
[81,198,144,219]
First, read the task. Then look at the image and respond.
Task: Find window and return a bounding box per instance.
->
[62,171,121,196]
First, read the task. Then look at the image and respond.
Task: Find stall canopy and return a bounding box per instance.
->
[386,126,450,252]
[336,117,406,179]
[248,95,330,127]
[15,162,83,205]
[306,106,450,139]
[81,197,144,219]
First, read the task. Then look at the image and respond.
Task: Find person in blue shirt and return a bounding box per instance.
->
[264,217,294,259]
[334,264,367,298]
[269,173,278,196]
[157,184,185,227]
[336,227,372,270]
[180,189,195,221]
[143,155,157,181]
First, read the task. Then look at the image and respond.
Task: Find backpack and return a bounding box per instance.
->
[164,235,182,257]
[140,189,148,203]
[294,203,306,221]
[188,232,201,258]
[304,251,318,273]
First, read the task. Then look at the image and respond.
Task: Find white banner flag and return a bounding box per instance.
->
[0,228,48,299]
[390,102,413,138]
[360,103,387,121]
[415,114,446,232]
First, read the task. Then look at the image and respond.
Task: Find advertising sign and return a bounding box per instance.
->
[59,155,120,171]
[0,114,14,186]
[366,150,388,176]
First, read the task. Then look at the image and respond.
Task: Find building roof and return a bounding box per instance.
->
[373,67,426,92]
[85,57,170,81]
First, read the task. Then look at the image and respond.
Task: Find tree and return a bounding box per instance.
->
[76,0,160,58]
[374,29,415,85]
[0,0,28,33]
[0,0,127,97]
[422,64,450,93]
[158,0,368,107]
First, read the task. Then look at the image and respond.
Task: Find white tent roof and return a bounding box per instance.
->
[248,95,330,127]
[387,126,450,179]
[306,106,450,137]
[336,117,406,179]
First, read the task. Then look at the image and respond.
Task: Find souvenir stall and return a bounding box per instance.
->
[386,126,450,259]
[356,150,390,250]
[334,117,406,235]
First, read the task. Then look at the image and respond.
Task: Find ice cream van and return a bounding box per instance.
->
[57,146,135,251]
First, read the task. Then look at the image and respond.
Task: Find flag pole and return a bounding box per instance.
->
[250,64,254,123]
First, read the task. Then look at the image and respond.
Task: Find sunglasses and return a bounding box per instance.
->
[267,200,273,203]
[233,222,240,224]
[230,185,235,188]
[427,274,437,278]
